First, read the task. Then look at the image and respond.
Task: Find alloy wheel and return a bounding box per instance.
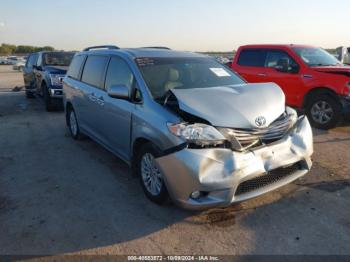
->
[141,153,163,196]
[69,110,78,137]
[310,100,334,125]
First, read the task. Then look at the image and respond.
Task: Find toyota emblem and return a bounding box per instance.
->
[255,116,266,127]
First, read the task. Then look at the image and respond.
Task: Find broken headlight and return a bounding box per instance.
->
[167,123,226,146]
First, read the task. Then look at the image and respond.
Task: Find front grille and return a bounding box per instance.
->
[218,112,296,151]
[235,162,302,196]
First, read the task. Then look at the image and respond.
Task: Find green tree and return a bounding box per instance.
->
[35,46,55,52]
[0,43,56,54]
[1,43,16,53]
[0,45,12,55]
[15,45,36,54]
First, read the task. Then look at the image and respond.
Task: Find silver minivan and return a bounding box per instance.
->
[63,45,313,210]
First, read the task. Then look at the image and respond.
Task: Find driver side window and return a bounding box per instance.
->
[265,50,299,72]
[105,57,135,91]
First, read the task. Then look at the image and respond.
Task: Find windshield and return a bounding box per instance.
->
[43,52,75,66]
[136,57,245,99]
[293,47,340,67]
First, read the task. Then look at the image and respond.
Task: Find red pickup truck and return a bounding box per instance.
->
[231,44,350,129]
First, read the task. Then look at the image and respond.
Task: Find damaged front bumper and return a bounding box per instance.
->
[156,116,313,210]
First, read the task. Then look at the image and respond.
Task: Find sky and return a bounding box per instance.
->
[0,0,349,52]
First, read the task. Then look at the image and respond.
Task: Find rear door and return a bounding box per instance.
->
[23,53,38,89]
[65,54,86,121]
[94,56,135,161]
[263,49,303,106]
[79,55,109,138]
[234,49,268,82]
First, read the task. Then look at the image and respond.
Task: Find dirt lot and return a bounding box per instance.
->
[0,65,350,256]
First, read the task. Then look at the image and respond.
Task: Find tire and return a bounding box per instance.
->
[136,143,169,205]
[43,85,55,111]
[306,94,341,130]
[67,107,82,140]
[25,90,35,99]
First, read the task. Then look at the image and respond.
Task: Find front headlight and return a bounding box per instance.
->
[167,123,226,146]
[49,74,64,86]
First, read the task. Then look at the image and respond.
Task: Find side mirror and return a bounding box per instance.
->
[289,64,300,74]
[275,58,289,73]
[274,58,299,74]
[107,84,129,100]
[225,61,232,68]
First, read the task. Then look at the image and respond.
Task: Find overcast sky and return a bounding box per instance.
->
[0,0,349,51]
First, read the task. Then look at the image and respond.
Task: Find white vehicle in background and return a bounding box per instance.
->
[0,57,7,65]
[6,56,19,65]
[12,59,26,71]
[336,46,350,65]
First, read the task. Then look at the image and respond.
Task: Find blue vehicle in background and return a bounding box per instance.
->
[23,51,75,111]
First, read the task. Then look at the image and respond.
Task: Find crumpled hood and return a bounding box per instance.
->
[171,83,285,129]
[312,66,350,77]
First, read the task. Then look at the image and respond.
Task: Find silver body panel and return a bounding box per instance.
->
[171,83,285,128]
[156,116,313,210]
[63,48,313,210]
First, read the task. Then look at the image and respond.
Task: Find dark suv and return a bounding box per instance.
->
[23,51,75,111]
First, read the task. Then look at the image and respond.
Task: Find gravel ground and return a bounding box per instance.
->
[0,66,349,256]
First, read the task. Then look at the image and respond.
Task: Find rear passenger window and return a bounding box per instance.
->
[105,57,135,91]
[67,55,86,80]
[81,55,109,88]
[237,49,266,67]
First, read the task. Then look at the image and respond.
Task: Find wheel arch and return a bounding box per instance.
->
[131,137,163,171]
[132,138,152,161]
[41,79,48,88]
[302,87,340,108]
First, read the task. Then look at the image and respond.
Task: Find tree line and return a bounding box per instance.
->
[0,43,55,55]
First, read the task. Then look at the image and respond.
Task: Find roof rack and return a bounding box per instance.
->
[141,46,171,50]
[83,45,120,51]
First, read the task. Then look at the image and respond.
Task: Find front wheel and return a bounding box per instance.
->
[136,143,169,205]
[306,95,341,130]
[43,86,55,111]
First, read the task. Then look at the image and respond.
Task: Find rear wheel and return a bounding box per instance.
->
[306,95,341,129]
[136,143,169,205]
[67,107,82,140]
[25,90,35,98]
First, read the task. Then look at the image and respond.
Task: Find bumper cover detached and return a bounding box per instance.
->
[156,116,313,210]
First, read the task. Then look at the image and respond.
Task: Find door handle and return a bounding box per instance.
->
[97,96,105,106]
[88,93,96,101]
[257,73,267,76]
